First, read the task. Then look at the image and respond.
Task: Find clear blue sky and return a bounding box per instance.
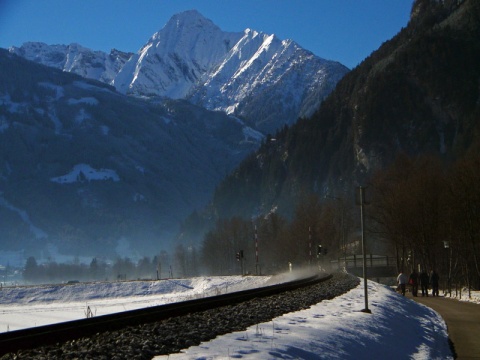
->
[0,0,413,69]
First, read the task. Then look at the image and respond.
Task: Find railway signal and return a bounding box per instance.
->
[317,245,327,256]
[236,250,244,261]
[236,250,244,275]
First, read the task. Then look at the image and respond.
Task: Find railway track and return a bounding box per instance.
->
[0,272,332,356]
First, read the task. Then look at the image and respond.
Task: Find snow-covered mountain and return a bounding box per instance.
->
[10,42,133,85]
[188,28,348,133]
[10,10,349,133]
[114,10,243,99]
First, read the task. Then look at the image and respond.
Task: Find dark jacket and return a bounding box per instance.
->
[420,271,429,286]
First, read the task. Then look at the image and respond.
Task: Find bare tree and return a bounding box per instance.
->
[447,152,480,290]
[369,154,447,274]
[201,217,252,275]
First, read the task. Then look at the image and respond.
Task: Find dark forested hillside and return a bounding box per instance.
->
[203,0,480,223]
[0,50,261,257]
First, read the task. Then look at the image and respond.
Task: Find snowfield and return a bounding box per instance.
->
[0,275,274,332]
[0,274,457,359]
[155,279,454,360]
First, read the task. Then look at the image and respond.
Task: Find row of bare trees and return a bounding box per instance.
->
[22,251,176,284]
[369,152,480,291]
[200,193,356,275]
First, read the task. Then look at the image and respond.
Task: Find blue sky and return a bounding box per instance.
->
[0,0,413,69]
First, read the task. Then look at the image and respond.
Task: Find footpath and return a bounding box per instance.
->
[408,292,480,359]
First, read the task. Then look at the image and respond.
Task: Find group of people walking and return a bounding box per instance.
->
[397,269,439,297]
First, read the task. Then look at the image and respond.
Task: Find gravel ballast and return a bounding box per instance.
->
[1,272,359,360]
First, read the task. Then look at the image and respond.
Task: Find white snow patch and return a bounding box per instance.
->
[225,104,238,114]
[67,97,99,106]
[74,108,91,125]
[47,106,63,134]
[50,164,120,184]
[243,126,264,142]
[0,196,48,239]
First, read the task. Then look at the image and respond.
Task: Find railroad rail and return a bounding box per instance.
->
[0,272,332,356]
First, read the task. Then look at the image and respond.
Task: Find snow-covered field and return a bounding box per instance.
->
[0,275,274,333]
[156,280,454,360]
[0,274,459,359]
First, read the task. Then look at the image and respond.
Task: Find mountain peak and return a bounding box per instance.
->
[150,10,224,43]
[170,9,210,23]
[118,11,243,98]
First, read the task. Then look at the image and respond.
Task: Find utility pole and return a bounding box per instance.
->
[309,226,312,265]
[255,226,259,275]
[340,200,347,268]
[357,186,371,314]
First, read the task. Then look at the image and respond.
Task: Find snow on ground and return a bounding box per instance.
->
[0,275,273,333]
[446,289,480,304]
[0,275,456,359]
[154,279,454,360]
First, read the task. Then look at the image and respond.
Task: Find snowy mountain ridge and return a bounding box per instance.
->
[114,10,244,99]
[10,42,133,85]
[10,10,349,133]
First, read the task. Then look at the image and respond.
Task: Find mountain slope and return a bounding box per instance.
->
[187,28,347,133]
[205,0,480,221]
[0,49,261,257]
[9,42,133,85]
[10,10,349,134]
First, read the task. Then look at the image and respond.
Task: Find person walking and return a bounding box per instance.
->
[409,269,419,296]
[397,271,408,296]
[420,270,429,296]
[430,270,440,296]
